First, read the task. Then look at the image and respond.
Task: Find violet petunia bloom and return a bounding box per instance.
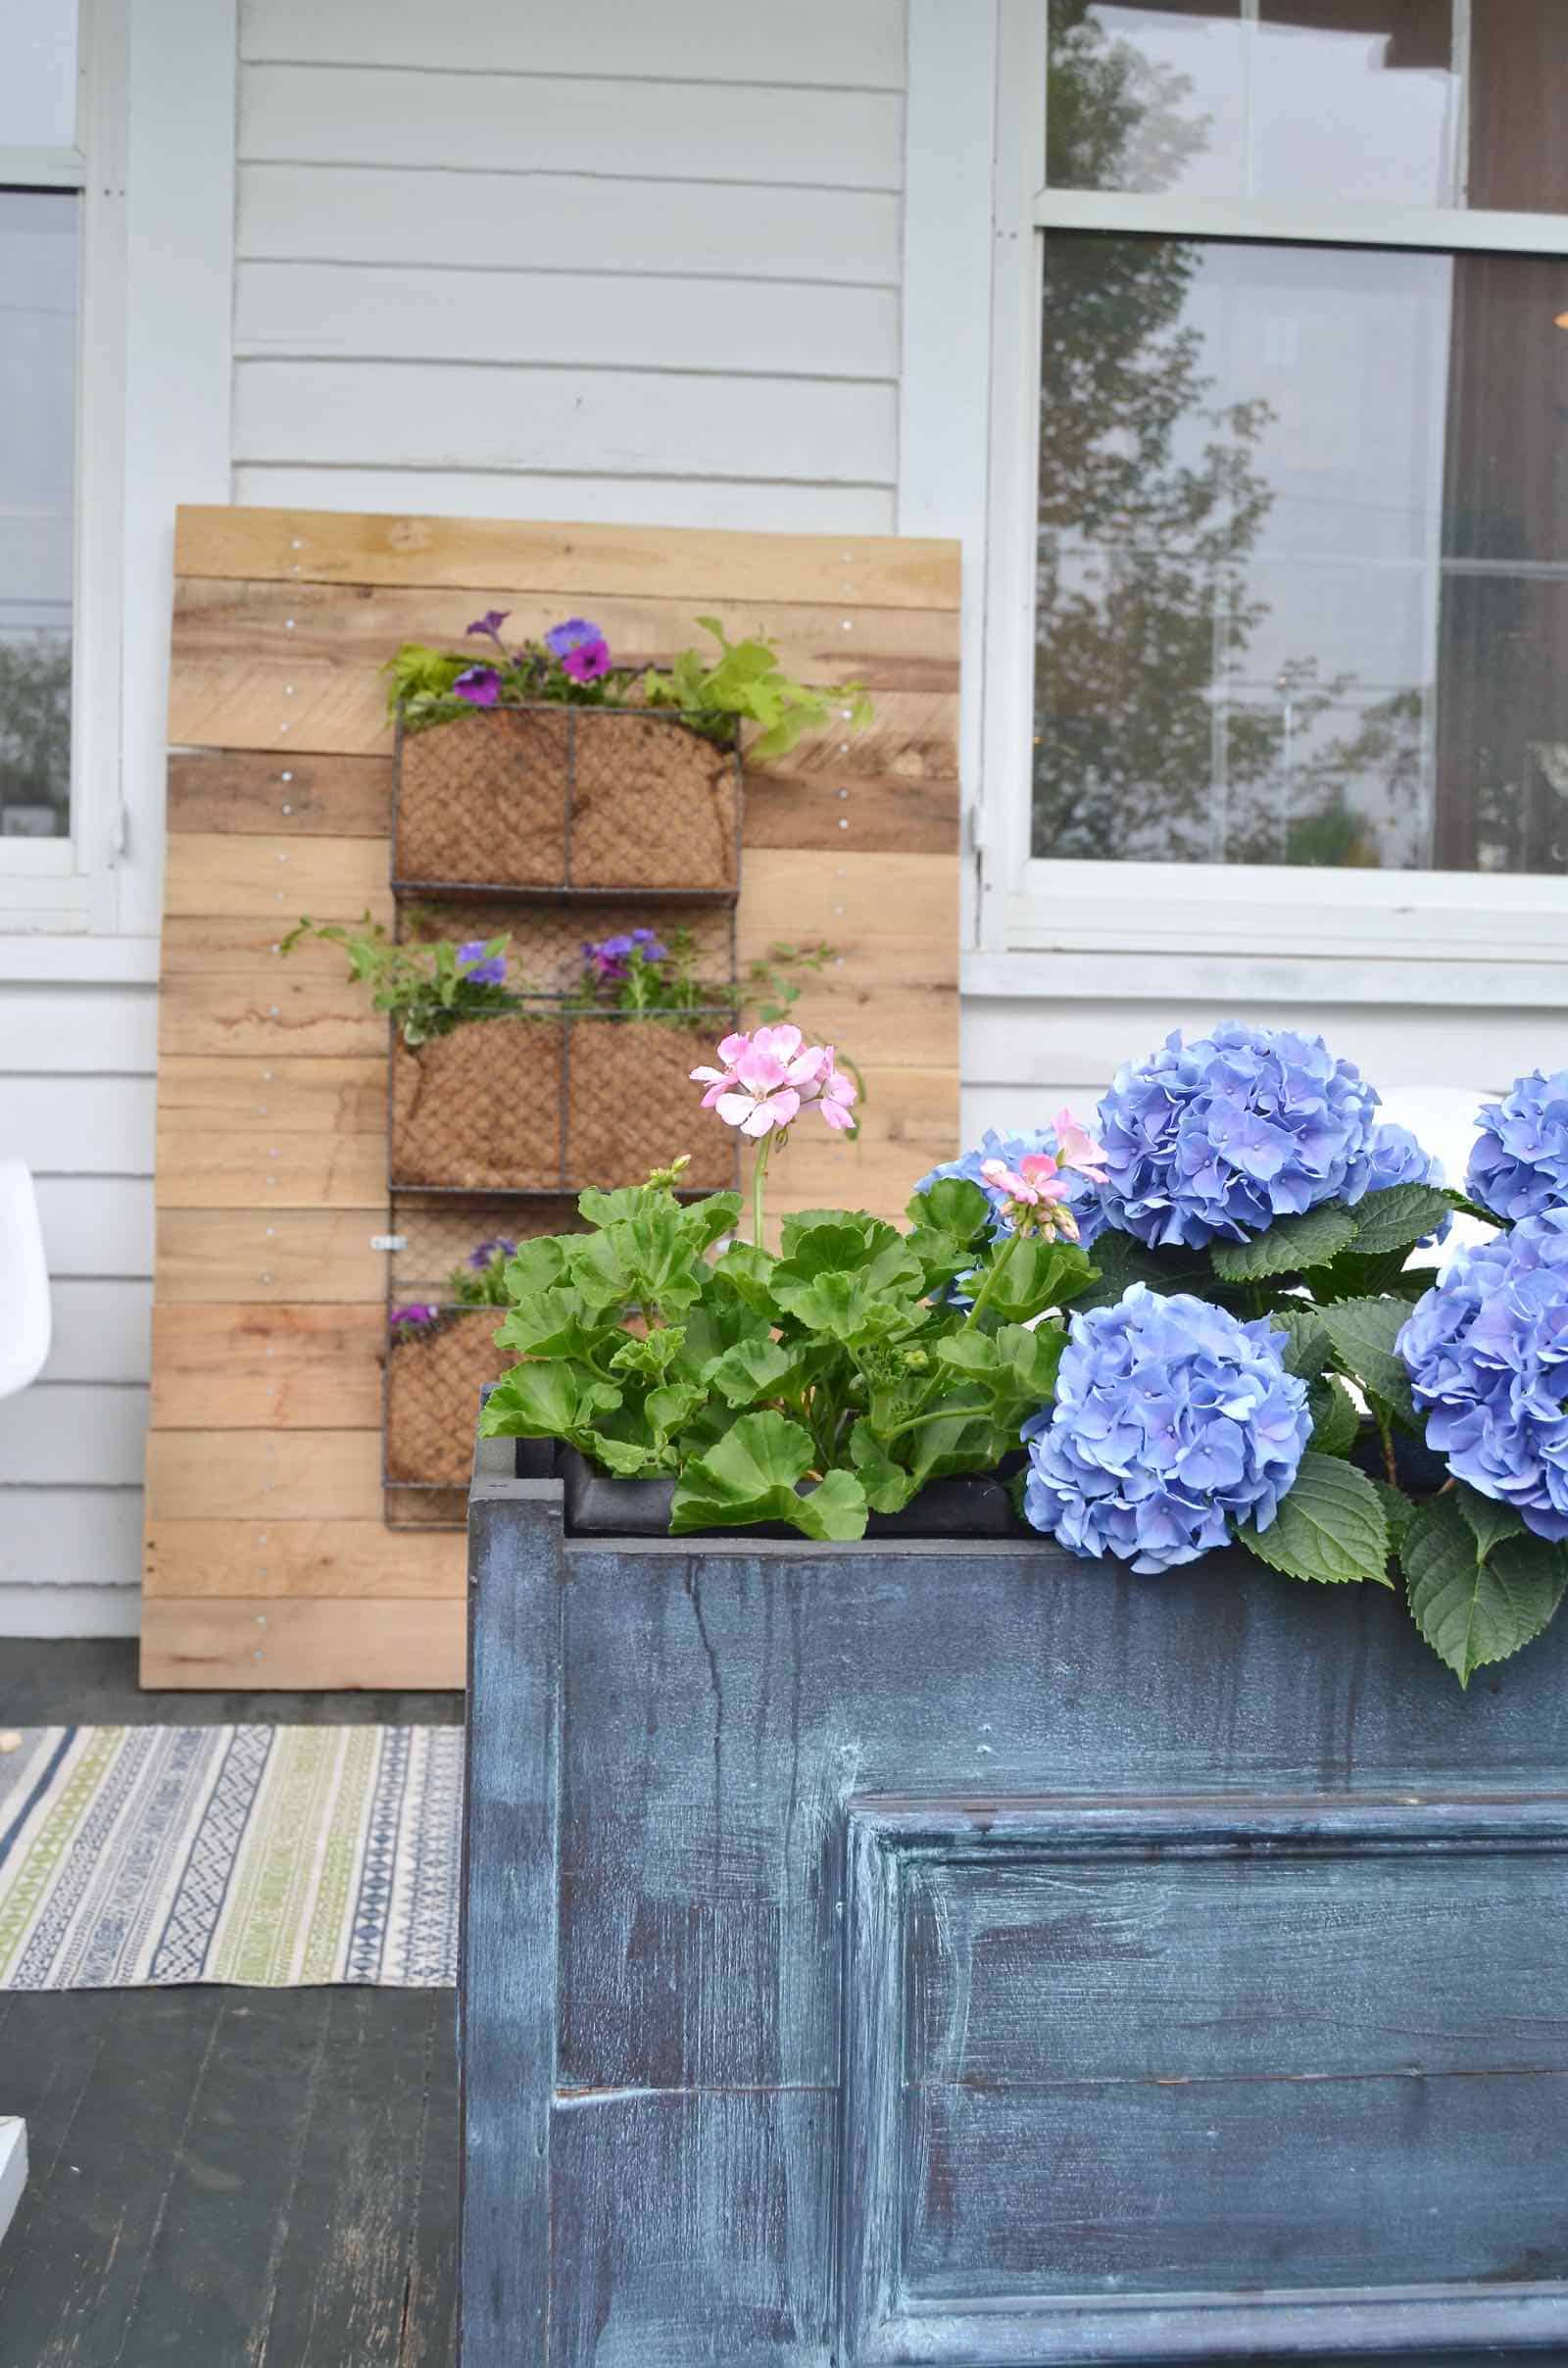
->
[390,1304,438,1327]
[546,617,604,658]
[453,665,502,707]
[457,940,508,987]
[466,610,511,638]
[466,1236,517,1269]
[562,639,612,684]
[583,927,668,983]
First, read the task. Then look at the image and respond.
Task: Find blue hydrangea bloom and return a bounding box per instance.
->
[1095,1023,1382,1249]
[1359,1120,1449,1246]
[1466,1070,1568,1221]
[1020,1284,1311,1574]
[911,1126,1106,1249]
[1398,1208,1568,1541]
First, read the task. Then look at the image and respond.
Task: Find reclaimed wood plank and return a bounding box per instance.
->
[158,970,384,1058]
[164,830,388,920]
[174,505,961,610]
[139,1595,465,1689]
[167,749,393,838]
[144,1428,384,1519]
[157,1054,383,1130]
[156,1209,388,1304]
[742,767,958,857]
[161,915,373,975]
[142,1516,466,1598]
[156,1057,384,1208]
[151,1305,385,1429]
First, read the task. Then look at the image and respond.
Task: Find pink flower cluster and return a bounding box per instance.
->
[692,1025,857,1140]
[981,1112,1109,1242]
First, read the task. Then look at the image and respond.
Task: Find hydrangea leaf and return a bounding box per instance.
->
[1403,1492,1566,1687]
[1237,1453,1391,1586]
[1316,1296,1417,1425]
[1345,1183,1454,1258]
[1371,1478,1418,1562]
[1210,1202,1359,1284]
[1306,1374,1360,1459]
[1267,1307,1332,1380]
[1075,1229,1214,1311]
[668,1411,868,1541]
[478,1359,621,1442]
[1454,1483,1525,1563]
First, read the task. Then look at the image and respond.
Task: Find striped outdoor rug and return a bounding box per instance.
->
[0,1725,463,1989]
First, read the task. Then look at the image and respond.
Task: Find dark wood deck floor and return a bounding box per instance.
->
[0,1640,463,2367]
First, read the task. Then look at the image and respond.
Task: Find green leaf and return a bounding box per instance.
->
[1316,1296,1416,1424]
[1403,1492,1566,1687]
[847,1420,921,1513]
[1371,1479,1417,1561]
[1210,1202,1359,1284]
[770,1268,912,1347]
[1346,1183,1454,1258]
[678,1192,743,1254]
[1306,1373,1360,1459]
[500,1237,571,1300]
[591,1434,665,1478]
[478,1360,621,1442]
[1237,1453,1390,1586]
[978,1238,1096,1325]
[773,1214,922,1299]
[1073,1229,1214,1312]
[701,1336,807,1408]
[668,1411,867,1541]
[709,1241,777,1317]
[906,1175,993,1240]
[1267,1307,1332,1380]
[1454,1483,1525,1563]
[493,1288,604,1363]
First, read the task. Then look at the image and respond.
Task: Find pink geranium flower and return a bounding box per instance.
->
[691,1024,830,1139]
[812,1048,858,1132]
[981,1151,1084,1241]
[1053,1108,1110,1181]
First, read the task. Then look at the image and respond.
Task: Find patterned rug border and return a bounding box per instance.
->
[0,1725,463,1990]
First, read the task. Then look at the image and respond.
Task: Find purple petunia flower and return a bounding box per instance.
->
[562,639,612,684]
[466,610,511,639]
[546,617,604,658]
[453,665,501,707]
[466,1236,517,1270]
[583,927,668,984]
[390,1303,439,1327]
[457,940,508,987]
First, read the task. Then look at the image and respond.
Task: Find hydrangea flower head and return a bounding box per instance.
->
[691,1024,843,1139]
[453,665,501,708]
[912,1120,1107,1249]
[1021,1284,1310,1574]
[1398,1207,1568,1540]
[1095,1022,1382,1248]
[457,940,508,987]
[1466,1070,1568,1220]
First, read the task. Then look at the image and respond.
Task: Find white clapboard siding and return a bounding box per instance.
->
[0,1387,148,1488]
[0,1489,145,1590]
[0,986,157,1071]
[240,0,906,86]
[237,167,903,285]
[0,1584,141,1639]
[241,66,904,189]
[0,1078,156,1175]
[232,362,898,483]
[36,1179,155,1280]
[232,469,899,536]
[42,1281,154,1386]
[235,264,901,380]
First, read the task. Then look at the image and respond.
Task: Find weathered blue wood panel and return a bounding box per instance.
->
[461,1453,1568,2367]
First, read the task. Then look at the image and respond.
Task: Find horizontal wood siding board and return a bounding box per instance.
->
[150,1305,386,1428]
[743,771,959,857]
[236,167,904,286]
[139,1595,465,1689]
[156,1209,389,1304]
[239,0,906,85]
[158,973,385,1059]
[145,1427,385,1518]
[234,262,901,380]
[43,1279,154,1385]
[143,1517,466,1598]
[173,509,959,608]
[168,750,393,837]
[164,830,388,919]
[0,1077,155,1175]
[37,1178,154,1279]
[0,985,157,1072]
[239,67,904,189]
[232,469,900,539]
[0,1488,144,1588]
[0,1385,147,1487]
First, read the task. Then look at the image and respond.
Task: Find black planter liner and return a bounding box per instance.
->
[557,1445,1029,1541]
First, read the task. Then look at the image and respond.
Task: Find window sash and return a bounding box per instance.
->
[984,0,1568,960]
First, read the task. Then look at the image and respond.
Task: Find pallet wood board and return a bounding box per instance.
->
[144,504,961,1687]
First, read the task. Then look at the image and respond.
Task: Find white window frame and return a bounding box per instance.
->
[960,0,1568,976]
[0,0,128,928]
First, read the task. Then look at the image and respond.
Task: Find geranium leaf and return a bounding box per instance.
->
[668,1410,867,1541]
[1316,1296,1417,1425]
[1404,1492,1566,1687]
[848,1420,920,1513]
[478,1360,620,1441]
[1210,1202,1359,1283]
[709,1242,777,1317]
[979,1239,1096,1324]
[1347,1183,1454,1258]
[701,1336,806,1408]
[1237,1453,1390,1586]
[906,1175,992,1241]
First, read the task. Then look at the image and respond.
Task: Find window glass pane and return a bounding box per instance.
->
[0,0,79,148]
[1254,5,1457,206]
[0,191,75,839]
[1032,232,1568,876]
[1047,4,1246,201]
[1467,1,1568,214]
